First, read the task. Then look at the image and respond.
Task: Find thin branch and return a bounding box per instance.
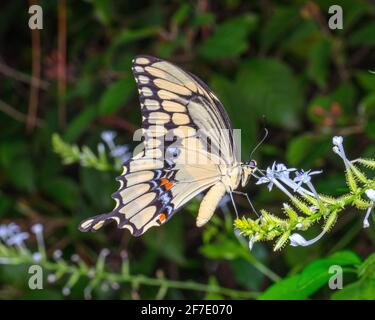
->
[27,0,41,132]
[0,60,49,89]
[98,116,138,134]
[0,240,259,299]
[58,0,67,128]
[0,99,43,127]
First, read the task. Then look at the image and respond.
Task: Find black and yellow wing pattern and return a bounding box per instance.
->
[79,55,239,236]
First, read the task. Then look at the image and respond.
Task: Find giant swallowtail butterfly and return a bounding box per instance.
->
[79,56,257,236]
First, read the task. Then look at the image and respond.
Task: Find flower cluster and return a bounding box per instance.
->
[100,131,131,167]
[52,131,131,171]
[0,223,256,299]
[235,136,375,251]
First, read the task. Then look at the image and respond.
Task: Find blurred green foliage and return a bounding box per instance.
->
[0,0,375,299]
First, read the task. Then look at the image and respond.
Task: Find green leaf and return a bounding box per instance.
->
[260,6,300,51]
[296,251,361,288]
[98,77,135,115]
[331,280,375,300]
[7,159,35,192]
[171,3,191,26]
[64,107,98,142]
[259,251,361,299]
[259,275,305,300]
[211,58,304,157]
[80,167,116,211]
[199,14,257,60]
[315,174,346,196]
[332,252,375,299]
[281,21,320,58]
[0,140,27,168]
[200,235,248,260]
[355,71,375,92]
[41,177,80,209]
[108,27,158,60]
[307,39,331,88]
[358,252,375,279]
[365,120,375,139]
[286,134,331,167]
[143,217,187,265]
[92,0,112,26]
[231,258,265,291]
[348,21,375,46]
[237,58,304,129]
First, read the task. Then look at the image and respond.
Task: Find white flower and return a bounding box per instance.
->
[111,282,120,290]
[332,136,350,167]
[363,207,372,228]
[47,274,57,283]
[71,254,80,263]
[293,169,322,198]
[0,223,21,241]
[32,252,42,262]
[101,131,117,152]
[110,145,128,157]
[332,146,340,155]
[289,233,308,246]
[365,189,375,202]
[31,223,46,258]
[289,229,326,247]
[248,236,255,251]
[0,225,9,241]
[31,223,43,234]
[274,163,296,179]
[363,189,375,228]
[332,136,343,146]
[62,287,71,296]
[256,163,297,198]
[110,145,131,164]
[256,176,274,191]
[6,232,29,246]
[53,249,63,260]
[101,131,117,145]
[294,169,321,186]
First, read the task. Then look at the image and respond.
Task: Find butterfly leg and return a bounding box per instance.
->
[232,191,261,218]
[229,191,239,219]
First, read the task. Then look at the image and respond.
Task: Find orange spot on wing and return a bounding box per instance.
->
[165,181,173,190]
[159,213,166,222]
[160,178,174,190]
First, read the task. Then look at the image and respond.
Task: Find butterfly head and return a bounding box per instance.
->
[241,160,257,187]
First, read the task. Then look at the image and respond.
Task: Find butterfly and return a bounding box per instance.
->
[79,55,257,236]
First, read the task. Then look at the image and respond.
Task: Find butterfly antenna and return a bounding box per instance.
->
[249,128,268,160]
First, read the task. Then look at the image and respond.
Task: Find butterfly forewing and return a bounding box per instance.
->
[79,55,239,236]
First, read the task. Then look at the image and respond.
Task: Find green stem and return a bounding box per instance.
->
[1,250,258,299]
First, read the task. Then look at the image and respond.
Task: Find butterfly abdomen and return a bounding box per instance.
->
[196,182,226,227]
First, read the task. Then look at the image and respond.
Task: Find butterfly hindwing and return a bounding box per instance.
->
[79,162,175,236]
[79,157,220,236]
